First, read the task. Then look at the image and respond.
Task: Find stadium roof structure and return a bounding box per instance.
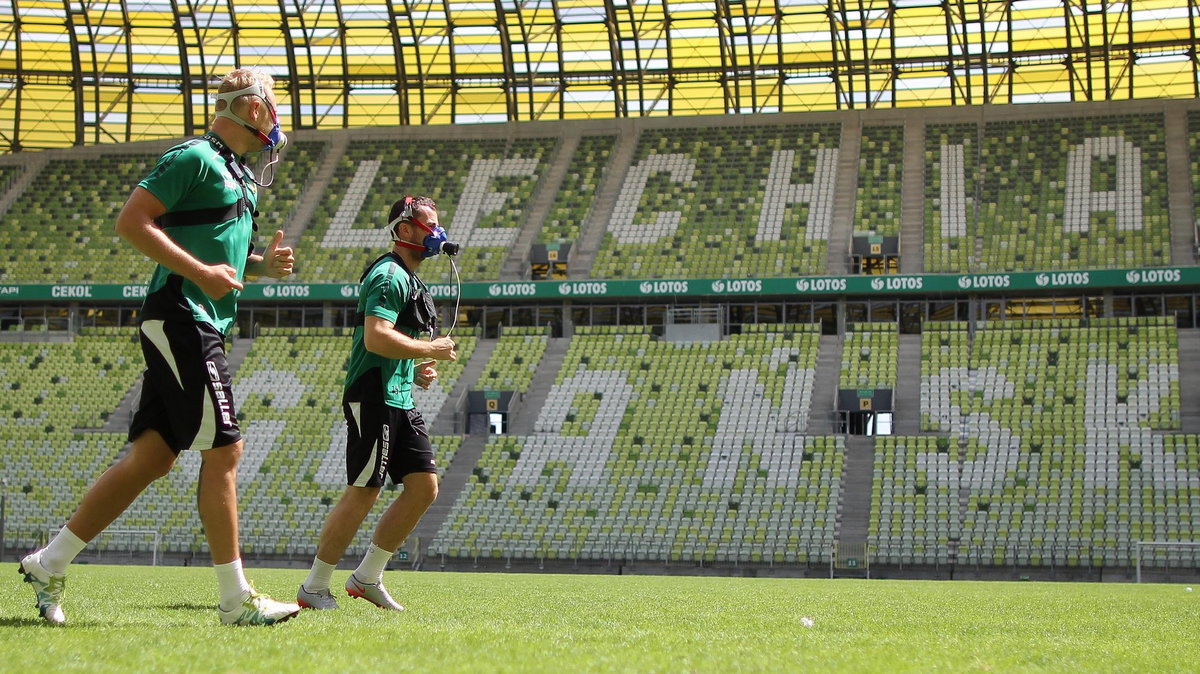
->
[0,0,1196,152]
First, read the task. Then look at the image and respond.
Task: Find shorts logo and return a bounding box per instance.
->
[206,360,234,428]
[379,423,390,481]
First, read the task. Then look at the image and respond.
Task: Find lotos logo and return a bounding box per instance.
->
[558,282,607,296]
[711,279,762,294]
[487,283,536,297]
[262,285,310,298]
[1035,273,1049,287]
[122,285,148,298]
[796,278,847,293]
[1128,268,1181,285]
[959,275,1011,290]
[872,276,924,292]
[52,285,92,298]
[1042,271,1089,287]
[340,284,359,298]
[427,284,458,298]
[0,286,16,296]
[638,280,689,294]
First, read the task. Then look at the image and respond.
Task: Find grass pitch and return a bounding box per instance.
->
[1,564,1198,673]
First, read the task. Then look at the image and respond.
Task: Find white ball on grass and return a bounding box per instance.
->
[800,617,815,628]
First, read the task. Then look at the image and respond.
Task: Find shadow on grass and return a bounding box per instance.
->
[0,615,102,628]
[154,602,212,612]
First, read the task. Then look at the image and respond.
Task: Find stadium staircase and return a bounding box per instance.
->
[837,435,875,543]
[0,153,49,220]
[224,336,255,376]
[1164,109,1197,264]
[899,120,925,273]
[569,130,639,279]
[99,373,143,434]
[893,335,923,435]
[826,122,861,274]
[430,337,497,435]
[281,136,347,250]
[506,336,570,435]
[413,433,488,560]
[805,334,842,435]
[1178,329,1200,433]
[501,134,580,280]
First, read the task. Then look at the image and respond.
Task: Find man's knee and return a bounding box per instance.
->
[405,474,438,507]
[201,439,243,474]
[128,430,177,479]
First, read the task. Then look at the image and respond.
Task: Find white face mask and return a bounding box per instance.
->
[214,82,287,151]
[214,81,288,186]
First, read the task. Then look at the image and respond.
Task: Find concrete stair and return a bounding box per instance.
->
[837,435,875,543]
[1178,328,1200,433]
[431,338,498,435]
[893,334,923,435]
[1164,108,1196,265]
[99,372,144,434]
[507,337,570,435]
[0,153,50,220]
[899,119,926,273]
[568,131,639,279]
[805,335,843,435]
[412,433,488,558]
[280,136,349,250]
[501,134,581,280]
[825,121,861,274]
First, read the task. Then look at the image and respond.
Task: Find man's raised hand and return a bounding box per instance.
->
[265,230,295,278]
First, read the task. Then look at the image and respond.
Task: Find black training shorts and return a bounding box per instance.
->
[128,319,241,453]
[343,400,436,488]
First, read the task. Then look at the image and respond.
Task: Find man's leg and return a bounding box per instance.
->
[64,429,178,548]
[343,472,438,611]
[370,472,438,554]
[314,486,382,566]
[198,439,243,566]
[21,430,177,624]
[199,439,300,625]
[297,486,381,608]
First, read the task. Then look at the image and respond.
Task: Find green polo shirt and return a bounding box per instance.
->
[344,253,419,410]
[138,134,256,335]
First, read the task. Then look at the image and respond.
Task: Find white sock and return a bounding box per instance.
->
[303,558,336,593]
[353,544,393,585]
[41,526,89,575]
[214,559,253,611]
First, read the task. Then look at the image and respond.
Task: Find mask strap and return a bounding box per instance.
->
[214,82,276,148]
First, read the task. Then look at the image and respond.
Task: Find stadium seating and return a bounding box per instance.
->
[1190,111,1200,254]
[475,326,549,393]
[0,330,144,547]
[251,140,325,236]
[0,155,159,283]
[589,124,841,279]
[537,135,617,246]
[839,323,898,390]
[920,321,969,432]
[890,317,1195,568]
[870,436,960,565]
[298,137,557,285]
[925,115,1170,272]
[0,328,472,556]
[0,165,21,193]
[854,126,904,238]
[430,325,843,564]
[0,141,320,285]
[924,123,979,273]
